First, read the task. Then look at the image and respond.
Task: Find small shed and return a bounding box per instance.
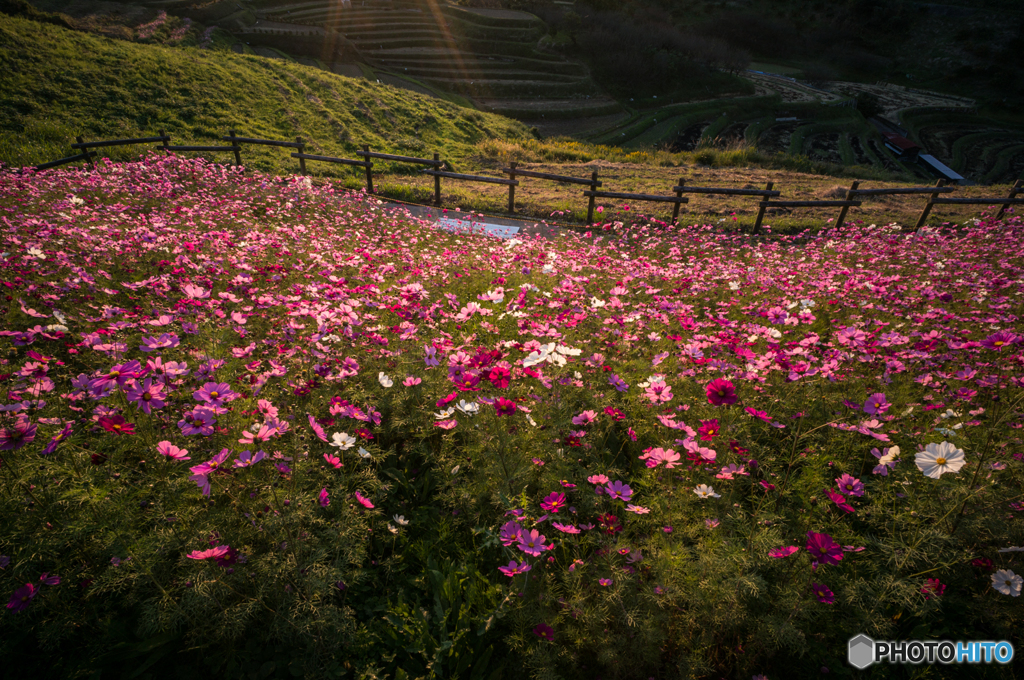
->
[882,132,921,160]
[918,154,965,184]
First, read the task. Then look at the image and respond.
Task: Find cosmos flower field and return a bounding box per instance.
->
[1,154,1022,679]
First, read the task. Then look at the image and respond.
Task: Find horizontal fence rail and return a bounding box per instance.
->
[19,130,1024,233]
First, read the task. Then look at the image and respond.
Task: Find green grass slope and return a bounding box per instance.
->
[0,11,531,174]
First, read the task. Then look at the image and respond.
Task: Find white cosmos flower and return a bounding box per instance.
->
[591,296,606,308]
[393,514,409,526]
[997,546,1024,553]
[455,400,479,415]
[434,407,456,419]
[357,447,371,459]
[915,441,966,479]
[330,432,356,450]
[378,372,393,388]
[728,281,740,290]
[878,445,900,465]
[991,569,1022,596]
[693,484,720,499]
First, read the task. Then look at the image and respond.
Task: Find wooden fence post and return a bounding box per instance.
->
[159,130,170,154]
[296,137,307,176]
[586,171,599,224]
[433,152,442,206]
[914,179,947,230]
[507,161,517,213]
[752,181,773,234]
[834,180,859,227]
[230,130,242,167]
[361,144,374,193]
[672,176,684,224]
[75,136,95,170]
[995,179,1023,220]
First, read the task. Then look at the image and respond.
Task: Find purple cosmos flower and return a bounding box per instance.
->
[517,529,549,556]
[39,573,60,586]
[863,392,890,415]
[608,374,629,392]
[6,583,37,612]
[981,330,1017,350]
[604,481,633,502]
[424,345,440,367]
[835,473,864,497]
[140,333,179,352]
[40,423,72,455]
[806,532,843,566]
[177,407,217,436]
[500,521,523,546]
[233,450,265,468]
[156,440,190,461]
[193,382,237,408]
[126,378,166,414]
[498,561,532,577]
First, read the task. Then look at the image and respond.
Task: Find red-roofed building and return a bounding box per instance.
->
[882,132,921,160]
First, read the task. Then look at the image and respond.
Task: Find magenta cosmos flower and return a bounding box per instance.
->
[540,492,567,513]
[862,392,890,416]
[494,397,517,416]
[981,330,1017,350]
[706,378,737,406]
[0,415,37,450]
[517,529,549,556]
[806,532,843,566]
[6,583,37,612]
[769,546,800,558]
[126,378,166,414]
[810,582,835,604]
[533,623,554,641]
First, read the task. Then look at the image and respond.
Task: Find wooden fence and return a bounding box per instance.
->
[21,131,1024,232]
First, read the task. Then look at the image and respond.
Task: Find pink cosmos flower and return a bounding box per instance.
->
[769,546,799,558]
[487,365,510,388]
[188,449,231,496]
[307,415,328,442]
[599,578,613,586]
[156,440,190,461]
[323,453,343,469]
[806,532,843,566]
[706,378,737,406]
[434,419,458,430]
[187,545,231,561]
[499,561,531,577]
[626,504,649,514]
[921,578,946,600]
[178,407,217,436]
[319,488,330,507]
[587,474,610,485]
[403,376,422,387]
[552,522,581,534]
[354,491,374,509]
[572,410,597,426]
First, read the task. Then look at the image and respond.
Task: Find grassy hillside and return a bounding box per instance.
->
[0,11,531,174]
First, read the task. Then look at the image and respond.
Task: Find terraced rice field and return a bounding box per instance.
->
[255,0,616,120]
